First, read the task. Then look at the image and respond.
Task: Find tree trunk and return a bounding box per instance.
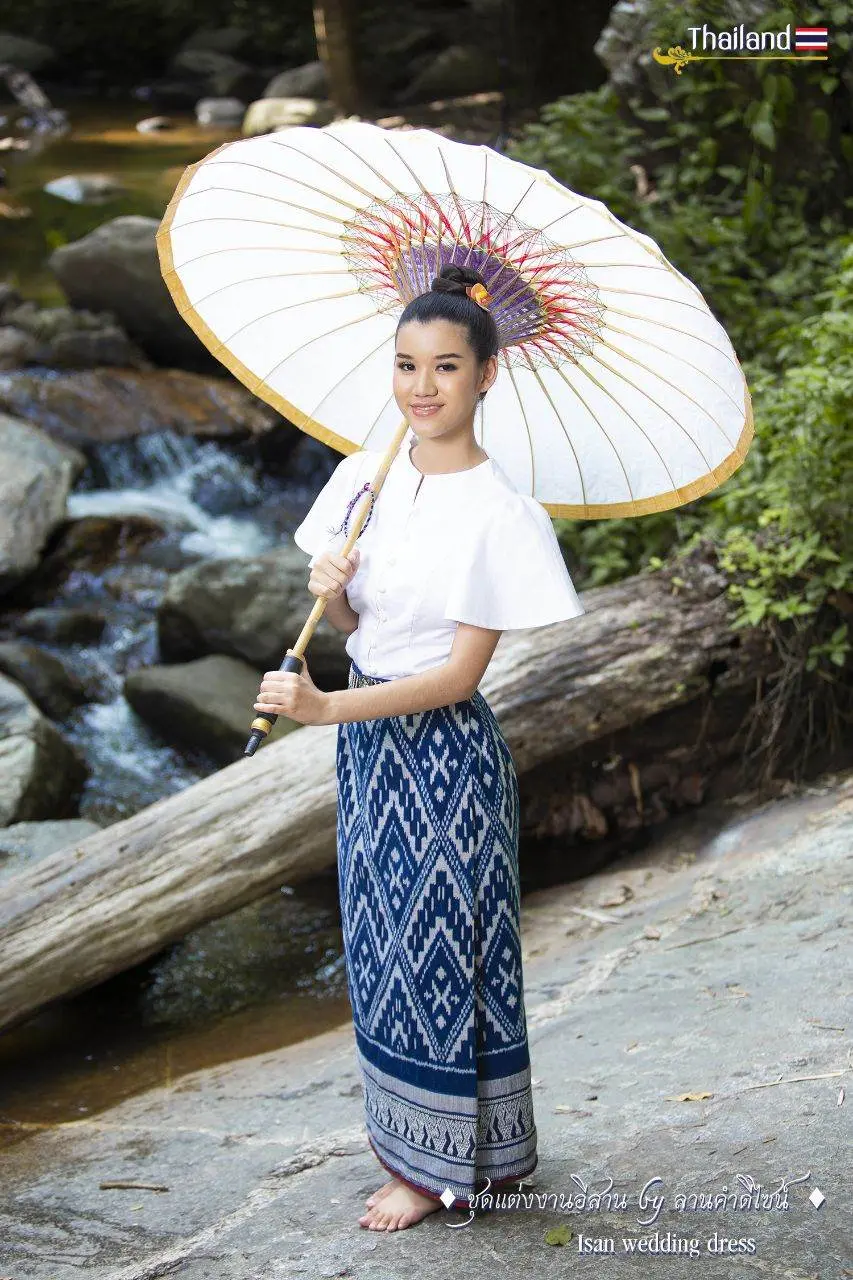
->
[313,0,362,115]
[0,551,774,1033]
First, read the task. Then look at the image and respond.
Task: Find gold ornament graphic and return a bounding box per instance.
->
[652,45,694,74]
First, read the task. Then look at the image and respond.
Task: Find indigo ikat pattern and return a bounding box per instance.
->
[336,660,538,1205]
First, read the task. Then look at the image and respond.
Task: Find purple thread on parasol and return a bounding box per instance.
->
[341,191,606,368]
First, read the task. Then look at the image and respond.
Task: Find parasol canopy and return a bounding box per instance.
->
[156,119,753,519]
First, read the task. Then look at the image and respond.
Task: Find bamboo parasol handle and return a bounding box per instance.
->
[243,418,410,756]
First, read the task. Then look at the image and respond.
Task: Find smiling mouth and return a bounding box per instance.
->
[410,404,441,415]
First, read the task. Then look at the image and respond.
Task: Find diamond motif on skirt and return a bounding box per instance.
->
[336,661,537,1203]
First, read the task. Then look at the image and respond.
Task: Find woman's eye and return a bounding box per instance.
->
[395,361,457,372]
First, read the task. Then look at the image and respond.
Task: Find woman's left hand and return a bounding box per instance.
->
[253,661,330,726]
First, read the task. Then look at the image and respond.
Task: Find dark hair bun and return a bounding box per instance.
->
[397,261,499,362]
[430,263,486,297]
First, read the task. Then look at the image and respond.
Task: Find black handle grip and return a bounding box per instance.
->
[243,650,304,757]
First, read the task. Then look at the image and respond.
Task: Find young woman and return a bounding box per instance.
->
[255,263,585,1231]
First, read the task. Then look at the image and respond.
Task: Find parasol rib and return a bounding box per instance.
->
[547,351,702,492]
[606,305,742,376]
[269,138,384,205]
[306,332,398,422]
[588,345,736,453]
[602,323,746,416]
[205,157,365,213]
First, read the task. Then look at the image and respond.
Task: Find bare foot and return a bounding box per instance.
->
[364,1177,398,1207]
[358,1179,441,1230]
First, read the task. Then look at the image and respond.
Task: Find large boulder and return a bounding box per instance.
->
[7,516,166,602]
[157,549,350,683]
[397,44,500,103]
[167,48,257,98]
[0,673,88,826]
[263,61,327,99]
[0,368,279,448]
[135,116,174,133]
[0,414,86,598]
[0,641,88,720]
[48,216,215,371]
[242,97,335,136]
[124,653,302,764]
[0,328,41,368]
[595,0,771,93]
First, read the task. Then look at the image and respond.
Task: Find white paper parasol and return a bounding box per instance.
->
[156,119,753,520]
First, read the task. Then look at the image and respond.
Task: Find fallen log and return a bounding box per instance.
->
[0,550,772,1033]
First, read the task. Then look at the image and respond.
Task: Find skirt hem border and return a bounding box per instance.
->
[366,1133,539,1211]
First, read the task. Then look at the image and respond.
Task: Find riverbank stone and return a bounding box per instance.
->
[242,97,336,135]
[124,652,302,763]
[0,672,88,825]
[0,299,149,370]
[0,640,88,720]
[0,367,279,448]
[48,216,217,371]
[195,97,245,126]
[157,548,351,683]
[10,606,108,646]
[0,413,86,598]
[263,61,327,99]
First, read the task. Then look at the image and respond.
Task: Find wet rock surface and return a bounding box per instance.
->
[0,367,281,448]
[0,670,88,824]
[0,412,85,596]
[124,652,302,763]
[1,770,849,1277]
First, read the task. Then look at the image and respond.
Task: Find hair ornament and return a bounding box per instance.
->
[466,282,492,309]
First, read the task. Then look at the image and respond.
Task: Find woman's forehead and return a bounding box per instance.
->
[395,318,473,356]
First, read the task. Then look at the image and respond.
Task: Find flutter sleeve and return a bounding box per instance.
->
[443,492,586,630]
[292,450,370,567]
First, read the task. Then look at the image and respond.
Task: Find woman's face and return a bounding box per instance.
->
[393,318,497,440]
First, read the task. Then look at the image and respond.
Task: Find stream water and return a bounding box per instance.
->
[0,100,371,1137]
[0,422,354,1147]
[4,428,325,820]
[1,101,242,301]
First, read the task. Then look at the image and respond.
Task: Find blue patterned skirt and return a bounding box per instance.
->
[336,659,538,1209]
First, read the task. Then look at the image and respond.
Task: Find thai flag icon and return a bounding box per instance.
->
[795,26,829,50]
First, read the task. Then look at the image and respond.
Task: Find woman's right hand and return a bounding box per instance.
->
[308,547,360,601]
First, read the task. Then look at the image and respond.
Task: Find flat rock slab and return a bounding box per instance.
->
[1,773,851,1279]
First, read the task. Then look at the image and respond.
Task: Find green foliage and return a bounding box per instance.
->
[512,0,853,765]
[510,85,644,224]
[709,247,853,658]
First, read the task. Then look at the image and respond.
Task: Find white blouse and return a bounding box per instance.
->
[292,432,586,679]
